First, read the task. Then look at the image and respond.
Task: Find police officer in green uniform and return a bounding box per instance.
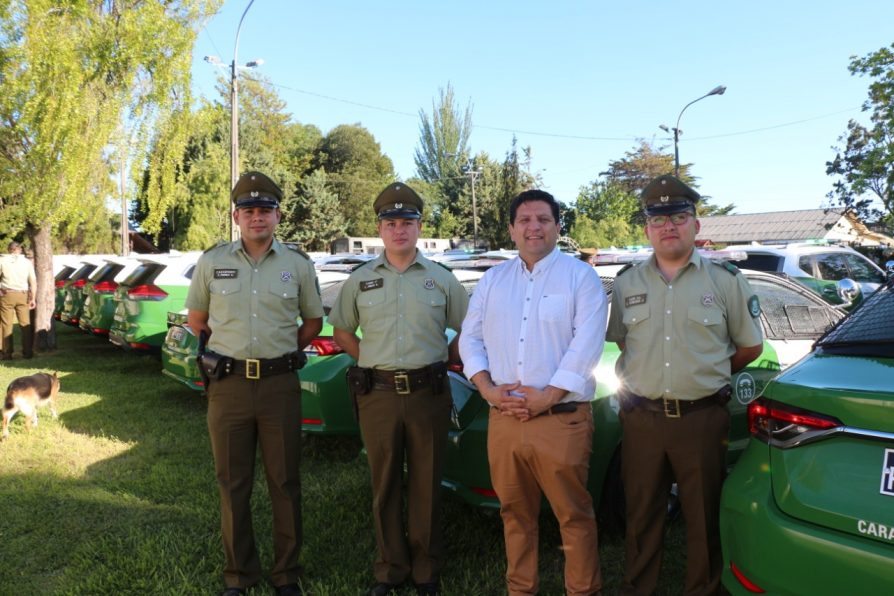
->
[329,183,469,596]
[606,175,763,596]
[186,171,324,596]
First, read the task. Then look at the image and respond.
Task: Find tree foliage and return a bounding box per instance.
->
[0,0,220,348]
[280,168,349,251]
[314,124,395,236]
[826,43,894,227]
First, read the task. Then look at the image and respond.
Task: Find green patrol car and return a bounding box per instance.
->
[78,257,141,336]
[719,278,894,594]
[441,267,845,527]
[109,253,201,352]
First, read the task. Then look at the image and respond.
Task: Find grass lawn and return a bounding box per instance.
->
[0,324,690,595]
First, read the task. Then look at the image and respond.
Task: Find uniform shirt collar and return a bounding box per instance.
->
[374,249,425,273]
[645,248,701,273]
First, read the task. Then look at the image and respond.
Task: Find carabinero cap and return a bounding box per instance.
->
[641,174,700,216]
[231,171,283,209]
[373,182,423,220]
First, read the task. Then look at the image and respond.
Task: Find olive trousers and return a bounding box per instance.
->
[207,372,303,589]
[487,406,602,596]
[0,291,33,358]
[620,404,729,596]
[357,384,452,585]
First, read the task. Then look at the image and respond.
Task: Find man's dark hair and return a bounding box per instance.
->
[509,190,560,224]
[8,241,21,253]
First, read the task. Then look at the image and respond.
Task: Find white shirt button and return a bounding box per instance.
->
[666,309,671,314]
[665,362,670,367]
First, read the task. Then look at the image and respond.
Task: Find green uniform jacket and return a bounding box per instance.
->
[186,239,324,359]
[606,251,763,400]
[328,251,469,370]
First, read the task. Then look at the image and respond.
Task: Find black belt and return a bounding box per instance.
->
[370,363,446,395]
[622,385,731,418]
[228,354,301,379]
[536,401,587,417]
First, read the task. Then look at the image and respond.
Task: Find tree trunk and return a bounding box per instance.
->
[29,221,57,351]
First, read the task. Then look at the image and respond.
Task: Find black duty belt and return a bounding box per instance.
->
[623,385,731,418]
[536,401,587,417]
[228,354,301,379]
[371,364,445,395]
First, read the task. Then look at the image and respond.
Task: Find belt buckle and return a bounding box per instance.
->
[663,397,681,418]
[246,359,261,380]
[394,371,410,395]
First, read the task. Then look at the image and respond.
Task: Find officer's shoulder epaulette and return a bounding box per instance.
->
[349,260,376,273]
[713,259,741,276]
[435,261,453,273]
[203,241,227,254]
[282,242,310,260]
[615,262,635,277]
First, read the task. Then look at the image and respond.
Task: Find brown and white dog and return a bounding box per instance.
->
[2,372,61,441]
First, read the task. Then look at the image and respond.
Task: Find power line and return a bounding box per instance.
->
[234,76,861,145]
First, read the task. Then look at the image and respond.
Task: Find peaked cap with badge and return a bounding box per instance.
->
[231,171,283,209]
[641,174,700,216]
[373,182,423,220]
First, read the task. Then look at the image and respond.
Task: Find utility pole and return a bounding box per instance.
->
[463,159,483,248]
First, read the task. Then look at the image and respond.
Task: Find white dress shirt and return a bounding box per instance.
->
[459,248,608,402]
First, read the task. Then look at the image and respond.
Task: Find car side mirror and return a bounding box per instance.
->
[836,277,861,307]
[885,260,894,279]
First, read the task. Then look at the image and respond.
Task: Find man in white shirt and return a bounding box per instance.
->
[0,241,37,360]
[459,190,608,596]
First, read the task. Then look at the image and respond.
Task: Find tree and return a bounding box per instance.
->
[280,168,349,251]
[592,141,734,223]
[414,84,475,237]
[0,1,220,349]
[135,75,324,251]
[826,43,894,228]
[314,124,395,236]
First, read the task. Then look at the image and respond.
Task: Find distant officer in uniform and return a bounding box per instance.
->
[606,175,763,596]
[329,183,469,596]
[186,171,324,596]
[578,247,598,265]
[0,241,37,360]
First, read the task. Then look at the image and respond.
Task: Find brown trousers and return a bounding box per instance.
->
[0,291,33,358]
[206,372,303,589]
[357,384,452,585]
[487,406,602,596]
[620,404,729,596]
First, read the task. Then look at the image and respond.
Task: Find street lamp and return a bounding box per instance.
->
[660,85,726,177]
[203,0,262,241]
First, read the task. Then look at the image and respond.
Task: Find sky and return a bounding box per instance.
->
[190,0,894,216]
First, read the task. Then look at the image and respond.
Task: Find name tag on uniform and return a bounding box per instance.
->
[214,269,238,279]
[625,293,647,307]
[360,278,384,292]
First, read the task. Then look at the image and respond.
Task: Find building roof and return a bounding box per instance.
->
[696,209,846,244]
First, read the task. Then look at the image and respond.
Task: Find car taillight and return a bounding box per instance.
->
[93,280,118,294]
[307,337,343,356]
[127,284,168,301]
[748,397,842,447]
[72,279,87,288]
[55,280,66,288]
[447,362,464,373]
[729,562,766,593]
[471,486,498,498]
[303,418,323,426]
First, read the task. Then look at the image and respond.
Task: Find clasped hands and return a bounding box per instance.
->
[481,382,554,422]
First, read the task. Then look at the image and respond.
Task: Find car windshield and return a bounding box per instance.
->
[728,253,783,272]
[817,280,894,357]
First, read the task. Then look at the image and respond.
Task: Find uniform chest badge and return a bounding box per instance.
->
[625,294,646,307]
[214,268,238,279]
[281,271,292,282]
[701,293,715,306]
[424,278,435,290]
